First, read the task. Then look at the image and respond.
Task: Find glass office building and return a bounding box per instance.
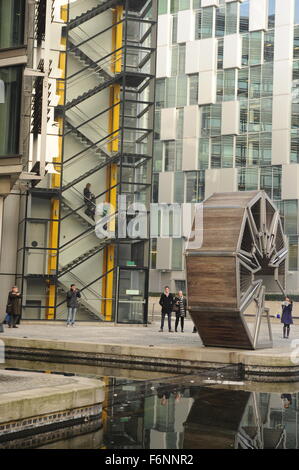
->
[150,0,299,295]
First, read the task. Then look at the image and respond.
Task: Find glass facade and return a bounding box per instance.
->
[0,0,25,49]
[0,66,22,155]
[153,0,299,288]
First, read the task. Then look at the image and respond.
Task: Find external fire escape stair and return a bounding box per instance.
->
[64,75,120,110]
[67,0,118,31]
[58,242,107,276]
[64,119,107,157]
[68,39,112,82]
[62,155,118,191]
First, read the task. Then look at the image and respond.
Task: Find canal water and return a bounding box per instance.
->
[1,360,299,449]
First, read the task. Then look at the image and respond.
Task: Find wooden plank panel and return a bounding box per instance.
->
[190,310,253,349]
[186,256,238,308]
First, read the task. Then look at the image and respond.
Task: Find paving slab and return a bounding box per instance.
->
[1,321,299,382]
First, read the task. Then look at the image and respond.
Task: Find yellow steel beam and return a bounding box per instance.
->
[46,6,67,319]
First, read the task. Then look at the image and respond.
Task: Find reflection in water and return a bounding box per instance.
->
[1,362,299,449]
[102,379,299,450]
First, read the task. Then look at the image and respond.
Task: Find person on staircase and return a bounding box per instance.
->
[83,183,95,221]
[66,284,81,327]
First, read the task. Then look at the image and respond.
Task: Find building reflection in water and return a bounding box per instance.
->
[102,378,299,450]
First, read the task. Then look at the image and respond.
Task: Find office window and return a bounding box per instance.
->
[171,15,178,43]
[240,101,248,133]
[189,74,199,105]
[176,108,184,139]
[291,137,299,163]
[0,66,22,155]
[264,31,274,62]
[159,0,169,14]
[152,173,159,203]
[249,32,263,66]
[248,100,261,133]
[236,136,247,167]
[193,0,201,9]
[217,39,224,70]
[164,141,176,171]
[294,26,299,59]
[154,110,161,140]
[177,75,188,106]
[186,172,198,202]
[156,79,166,109]
[172,238,183,270]
[171,0,190,11]
[240,0,249,33]
[288,236,298,271]
[201,105,211,137]
[249,66,261,99]
[150,239,157,269]
[268,0,276,29]
[260,98,272,132]
[210,104,221,136]
[216,5,225,38]
[260,133,272,165]
[153,140,163,171]
[217,71,224,101]
[248,134,260,165]
[176,141,183,170]
[0,0,25,49]
[173,172,184,203]
[223,69,236,101]
[238,68,249,99]
[296,0,299,25]
[201,7,214,38]
[222,136,234,168]
[166,77,176,107]
[226,2,238,35]
[211,137,221,168]
[198,138,210,169]
[242,33,250,66]
[185,171,205,202]
[238,168,259,191]
[261,62,273,97]
[284,201,298,235]
[195,10,202,39]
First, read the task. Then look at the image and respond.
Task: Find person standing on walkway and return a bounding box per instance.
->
[174,290,187,333]
[66,284,81,327]
[159,286,174,332]
[281,297,293,339]
[6,286,22,329]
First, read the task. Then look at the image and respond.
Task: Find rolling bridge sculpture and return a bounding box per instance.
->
[185,191,288,350]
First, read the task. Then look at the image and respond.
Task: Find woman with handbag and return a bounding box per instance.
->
[174,290,187,333]
[6,286,22,329]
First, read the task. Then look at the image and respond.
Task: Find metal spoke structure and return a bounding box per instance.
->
[17,0,157,323]
[186,191,288,349]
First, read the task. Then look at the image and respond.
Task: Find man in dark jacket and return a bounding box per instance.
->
[6,286,22,328]
[159,286,174,332]
[66,284,81,327]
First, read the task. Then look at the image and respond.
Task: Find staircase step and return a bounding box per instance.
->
[65,75,118,110]
[67,1,110,31]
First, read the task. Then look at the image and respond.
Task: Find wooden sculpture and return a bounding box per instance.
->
[185,191,288,350]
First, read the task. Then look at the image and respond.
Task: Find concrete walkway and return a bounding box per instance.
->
[1,320,299,382]
[1,319,298,349]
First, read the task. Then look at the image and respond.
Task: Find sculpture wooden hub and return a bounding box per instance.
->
[185,191,288,350]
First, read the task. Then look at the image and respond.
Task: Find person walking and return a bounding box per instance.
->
[66,284,81,327]
[6,286,22,329]
[174,290,187,333]
[281,297,293,339]
[83,183,95,221]
[159,286,174,332]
